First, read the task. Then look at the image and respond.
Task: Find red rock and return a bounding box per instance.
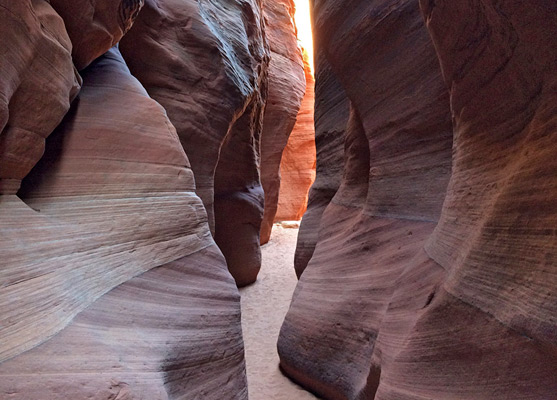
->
[259,0,306,245]
[49,0,144,70]
[279,0,453,397]
[274,50,316,223]
[0,0,80,195]
[293,50,348,277]
[120,0,269,286]
[281,1,557,399]
[0,47,247,398]
[373,2,557,398]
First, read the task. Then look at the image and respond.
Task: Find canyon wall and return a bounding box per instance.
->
[274,50,316,223]
[280,0,557,399]
[0,0,282,397]
[293,49,348,277]
[259,0,306,244]
[120,0,270,287]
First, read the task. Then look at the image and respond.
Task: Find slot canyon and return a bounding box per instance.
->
[0,0,556,399]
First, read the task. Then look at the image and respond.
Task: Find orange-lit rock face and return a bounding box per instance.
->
[275,52,316,222]
[120,0,269,286]
[293,0,314,70]
[259,0,306,245]
[281,0,557,399]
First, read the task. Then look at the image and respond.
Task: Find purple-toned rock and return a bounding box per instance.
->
[120,0,269,286]
[280,1,557,399]
[0,47,247,399]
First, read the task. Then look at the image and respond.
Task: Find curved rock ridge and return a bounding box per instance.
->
[281,0,557,399]
[279,0,454,397]
[120,0,270,286]
[274,49,316,223]
[49,0,144,70]
[293,49,348,277]
[0,0,81,195]
[0,46,247,398]
[373,1,557,398]
[259,0,306,245]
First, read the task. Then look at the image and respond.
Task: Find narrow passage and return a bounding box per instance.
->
[240,226,318,400]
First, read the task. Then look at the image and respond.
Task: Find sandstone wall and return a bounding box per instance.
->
[274,50,316,223]
[280,0,557,399]
[120,0,269,286]
[0,43,248,399]
[0,0,284,396]
[259,0,306,244]
[293,49,348,277]
[0,0,81,195]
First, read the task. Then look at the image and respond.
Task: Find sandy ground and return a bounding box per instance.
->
[240,226,318,400]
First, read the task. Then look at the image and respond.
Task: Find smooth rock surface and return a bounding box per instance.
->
[259,0,306,245]
[281,1,557,399]
[374,2,557,398]
[275,50,316,223]
[279,0,454,397]
[0,47,247,398]
[0,0,80,195]
[49,0,144,70]
[293,50,348,277]
[120,0,269,286]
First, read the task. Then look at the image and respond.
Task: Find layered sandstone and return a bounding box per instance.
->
[120,0,269,286]
[259,0,306,245]
[293,50,348,277]
[0,0,282,395]
[274,51,316,223]
[374,1,557,398]
[49,0,144,70]
[279,0,453,397]
[281,1,557,399]
[0,0,80,196]
[0,46,248,399]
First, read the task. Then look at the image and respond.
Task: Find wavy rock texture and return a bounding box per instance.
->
[274,51,316,223]
[120,0,269,286]
[0,0,81,196]
[259,0,306,245]
[293,50,348,277]
[281,0,557,399]
[279,0,454,397]
[0,47,247,399]
[49,0,144,70]
[373,1,557,398]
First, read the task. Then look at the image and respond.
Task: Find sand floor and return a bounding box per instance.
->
[240,226,318,400]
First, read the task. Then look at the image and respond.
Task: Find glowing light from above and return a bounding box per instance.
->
[293,0,314,73]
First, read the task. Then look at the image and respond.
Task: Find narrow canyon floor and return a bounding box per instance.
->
[240,226,318,400]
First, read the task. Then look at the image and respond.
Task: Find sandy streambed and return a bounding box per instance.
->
[240,226,318,400]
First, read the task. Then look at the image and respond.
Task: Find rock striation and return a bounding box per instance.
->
[0,45,248,399]
[274,50,316,223]
[120,0,270,286]
[293,50,348,277]
[0,0,81,196]
[49,0,144,70]
[281,0,557,399]
[259,0,306,245]
[0,0,295,396]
